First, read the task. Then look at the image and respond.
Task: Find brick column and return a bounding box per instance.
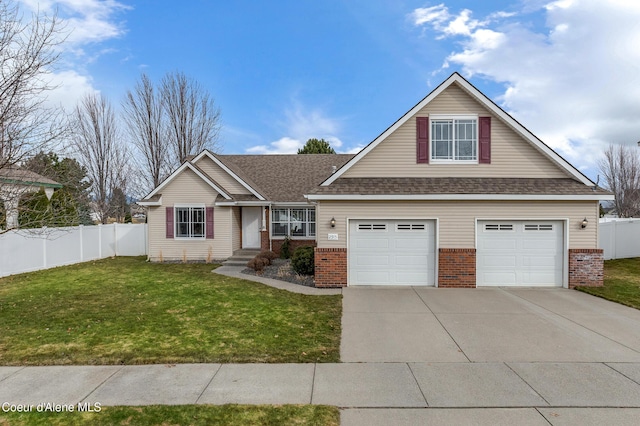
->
[314,248,347,288]
[568,249,604,288]
[438,248,476,288]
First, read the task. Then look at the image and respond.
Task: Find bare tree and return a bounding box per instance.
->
[161,71,221,166]
[72,93,128,224]
[122,73,168,190]
[0,1,68,230]
[598,143,640,217]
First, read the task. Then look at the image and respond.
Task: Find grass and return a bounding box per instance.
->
[0,404,339,426]
[0,257,341,365]
[576,258,640,309]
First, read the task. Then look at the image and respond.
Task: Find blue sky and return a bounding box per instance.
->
[19,0,640,182]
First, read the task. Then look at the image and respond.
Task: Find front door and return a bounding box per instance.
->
[242,207,261,249]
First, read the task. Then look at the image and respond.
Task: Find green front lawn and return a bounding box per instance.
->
[0,257,341,365]
[0,404,339,426]
[576,258,640,309]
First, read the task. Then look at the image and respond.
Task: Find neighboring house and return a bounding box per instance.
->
[0,167,63,229]
[140,72,613,289]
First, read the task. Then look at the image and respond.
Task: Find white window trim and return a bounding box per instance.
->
[430,114,478,164]
[271,206,316,239]
[174,203,206,240]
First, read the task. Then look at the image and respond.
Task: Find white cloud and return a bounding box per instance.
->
[245,101,354,154]
[19,0,130,45]
[411,0,640,176]
[15,0,130,114]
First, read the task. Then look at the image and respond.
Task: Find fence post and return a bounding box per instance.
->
[114,223,118,256]
[98,224,102,259]
[79,225,84,262]
[42,228,47,269]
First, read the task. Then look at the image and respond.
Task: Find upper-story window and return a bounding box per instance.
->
[431,115,477,162]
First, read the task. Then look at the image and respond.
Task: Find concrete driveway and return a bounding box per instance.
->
[341,287,640,363]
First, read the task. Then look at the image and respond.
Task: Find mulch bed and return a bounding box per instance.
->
[242,258,315,287]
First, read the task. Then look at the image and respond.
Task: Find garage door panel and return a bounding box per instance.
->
[395,254,427,266]
[355,255,390,266]
[396,271,431,284]
[355,239,389,249]
[395,238,430,249]
[477,220,563,287]
[349,220,435,286]
[481,239,517,250]
[481,255,516,267]
[481,272,517,285]
[522,256,558,267]
[356,271,391,284]
[522,239,558,250]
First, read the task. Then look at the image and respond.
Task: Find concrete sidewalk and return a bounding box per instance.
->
[2,362,640,408]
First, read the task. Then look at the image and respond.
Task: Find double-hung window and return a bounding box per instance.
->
[175,206,205,238]
[431,115,477,162]
[272,207,316,238]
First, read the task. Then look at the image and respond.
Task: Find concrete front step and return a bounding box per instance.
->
[222,249,262,266]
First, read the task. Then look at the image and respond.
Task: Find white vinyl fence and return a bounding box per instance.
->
[599,219,640,260]
[0,223,148,278]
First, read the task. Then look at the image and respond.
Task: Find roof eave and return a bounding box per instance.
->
[306,194,614,201]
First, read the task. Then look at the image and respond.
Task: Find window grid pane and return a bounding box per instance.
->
[271,207,316,238]
[432,118,477,161]
[175,207,205,238]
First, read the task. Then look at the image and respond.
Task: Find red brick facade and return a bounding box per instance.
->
[314,248,347,288]
[271,238,316,256]
[438,248,476,288]
[568,249,604,288]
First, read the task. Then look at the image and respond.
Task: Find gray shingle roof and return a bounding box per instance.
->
[0,167,62,188]
[216,154,354,202]
[308,177,612,196]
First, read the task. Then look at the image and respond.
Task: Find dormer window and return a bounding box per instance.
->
[430,115,477,163]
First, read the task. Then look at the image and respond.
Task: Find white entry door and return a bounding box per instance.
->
[242,207,261,249]
[477,220,564,287]
[349,219,436,286]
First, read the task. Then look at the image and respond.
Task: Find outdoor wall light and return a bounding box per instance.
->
[330,217,336,228]
[581,218,588,229]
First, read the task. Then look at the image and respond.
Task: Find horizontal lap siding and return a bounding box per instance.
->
[342,83,569,179]
[317,200,598,249]
[193,156,251,194]
[147,169,233,261]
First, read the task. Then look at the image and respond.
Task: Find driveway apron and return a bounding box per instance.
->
[341,287,640,363]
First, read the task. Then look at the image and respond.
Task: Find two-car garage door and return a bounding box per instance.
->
[348,218,564,287]
[349,220,436,286]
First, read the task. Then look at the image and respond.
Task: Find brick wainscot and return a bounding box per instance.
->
[314,248,347,288]
[438,248,476,288]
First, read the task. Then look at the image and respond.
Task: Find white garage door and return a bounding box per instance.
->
[349,220,436,286]
[477,220,564,287]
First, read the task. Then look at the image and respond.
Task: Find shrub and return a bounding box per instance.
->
[280,236,292,259]
[291,246,314,276]
[247,256,267,273]
[259,250,278,261]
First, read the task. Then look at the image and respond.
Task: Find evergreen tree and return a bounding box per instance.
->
[297,138,336,154]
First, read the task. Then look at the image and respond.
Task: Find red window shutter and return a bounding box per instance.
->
[206,207,214,239]
[417,117,429,163]
[165,207,174,238]
[479,116,491,164]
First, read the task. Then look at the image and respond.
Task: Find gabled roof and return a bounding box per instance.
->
[307,177,613,201]
[321,72,594,187]
[192,150,266,200]
[141,161,232,201]
[219,154,354,202]
[140,152,354,204]
[0,167,62,188]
